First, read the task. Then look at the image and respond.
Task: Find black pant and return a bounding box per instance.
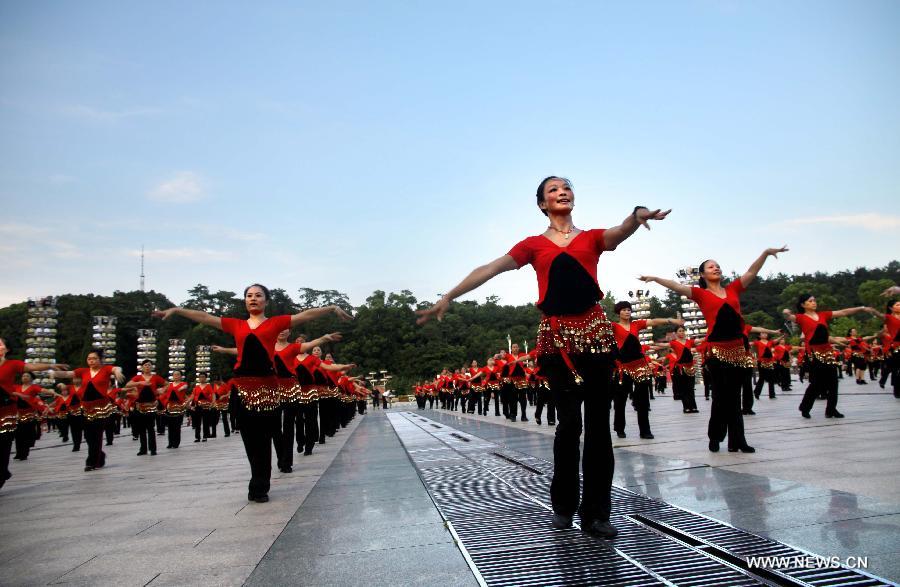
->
[135,412,157,454]
[707,359,749,449]
[236,406,280,498]
[777,364,792,389]
[540,353,614,524]
[84,418,106,468]
[221,410,231,436]
[69,415,84,450]
[468,391,483,414]
[14,421,34,459]
[166,414,183,448]
[881,351,898,397]
[156,413,166,435]
[754,367,776,398]
[534,386,556,424]
[613,375,651,436]
[57,418,70,441]
[800,359,840,414]
[0,433,12,488]
[673,371,697,411]
[742,369,754,412]
[193,408,212,440]
[104,416,116,445]
[281,404,300,469]
[298,401,319,454]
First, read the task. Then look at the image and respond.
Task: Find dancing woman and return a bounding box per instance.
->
[640,246,788,453]
[418,176,669,538]
[124,360,168,456]
[153,284,351,502]
[161,370,189,449]
[876,299,900,396]
[845,329,876,385]
[611,301,682,439]
[13,372,45,461]
[0,337,66,488]
[51,351,124,471]
[783,298,877,418]
[667,326,700,413]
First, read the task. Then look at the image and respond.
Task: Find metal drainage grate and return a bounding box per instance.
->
[387,412,894,587]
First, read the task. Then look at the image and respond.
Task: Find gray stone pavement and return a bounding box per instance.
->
[2,374,898,585]
[422,377,900,582]
[0,416,362,586]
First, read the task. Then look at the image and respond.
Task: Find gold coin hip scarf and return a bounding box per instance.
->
[618,357,654,383]
[232,376,281,411]
[808,344,840,366]
[277,377,304,403]
[705,339,755,369]
[82,399,116,421]
[536,304,616,384]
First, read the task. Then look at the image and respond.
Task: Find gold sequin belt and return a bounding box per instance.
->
[536,304,616,384]
[232,376,281,411]
[298,385,323,402]
[758,359,775,369]
[486,383,500,391]
[136,402,159,414]
[166,401,190,415]
[705,339,755,369]
[277,377,304,403]
[195,400,214,409]
[470,384,484,392]
[674,363,696,376]
[808,344,840,366]
[82,400,116,421]
[618,358,653,383]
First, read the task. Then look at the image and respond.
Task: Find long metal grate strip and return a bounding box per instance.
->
[388,412,894,587]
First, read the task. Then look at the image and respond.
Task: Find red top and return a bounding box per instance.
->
[161,381,188,406]
[507,229,611,316]
[885,314,900,345]
[74,365,116,400]
[14,384,44,411]
[321,359,342,386]
[274,342,302,377]
[670,338,695,365]
[690,280,747,342]
[751,340,775,361]
[221,315,291,377]
[612,320,648,363]
[192,384,215,402]
[0,359,25,398]
[130,374,167,403]
[796,311,833,348]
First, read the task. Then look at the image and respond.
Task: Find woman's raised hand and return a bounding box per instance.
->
[416,298,450,325]
[152,307,178,320]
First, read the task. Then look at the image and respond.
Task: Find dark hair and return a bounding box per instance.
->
[87,349,103,359]
[887,299,898,313]
[614,301,632,314]
[846,328,856,337]
[535,176,571,217]
[697,260,712,289]
[141,359,153,367]
[243,283,270,300]
[796,293,813,314]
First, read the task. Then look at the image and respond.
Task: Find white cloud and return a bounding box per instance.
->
[778,213,900,232]
[147,171,206,203]
[129,248,235,262]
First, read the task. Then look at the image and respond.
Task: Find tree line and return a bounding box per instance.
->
[1,261,896,393]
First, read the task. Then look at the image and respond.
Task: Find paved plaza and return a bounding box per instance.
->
[1,377,898,585]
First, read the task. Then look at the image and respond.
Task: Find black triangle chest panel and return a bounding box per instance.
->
[538,252,601,316]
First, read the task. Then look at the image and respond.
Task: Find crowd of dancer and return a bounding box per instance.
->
[0,285,369,501]
[2,176,898,539]
[416,175,900,540]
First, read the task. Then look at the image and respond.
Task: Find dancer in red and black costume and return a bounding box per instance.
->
[641,246,788,453]
[845,328,876,385]
[773,340,794,392]
[0,337,67,488]
[419,176,669,538]
[783,296,877,419]
[51,383,71,443]
[190,372,215,442]
[502,344,532,422]
[52,351,124,471]
[750,330,785,403]
[874,299,900,397]
[12,372,45,461]
[161,370,189,449]
[667,326,700,413]
[154,283,352,503]
[611,301,681,439]
[124,360,168,456]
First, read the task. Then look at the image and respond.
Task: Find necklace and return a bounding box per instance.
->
[548,225,576,239]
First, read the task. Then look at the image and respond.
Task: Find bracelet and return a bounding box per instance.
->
[632,206,648,221]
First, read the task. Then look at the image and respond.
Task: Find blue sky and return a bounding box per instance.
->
[1,1,898,310]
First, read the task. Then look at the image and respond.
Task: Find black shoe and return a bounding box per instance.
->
[801,411,811,419]
[616,431,626,438]
[72,447,80,452]
[280,467,292,473]
[584,520,618,539]
[84,466,95,472]
[640,433,654,439]
[150,451,157,456]
[201,438,207,442]
[826,411,845,418]
[709,440,720,452]
[729,445,756,453]
[743,409,756,415]
[105,442,113,446]
[754,394,760,400]
[137,451,147,456]
[769,395,777,399]
[551,513,573,529]
[166,445,173,449]
[520,417,528,422]
[304,449,313,456]
[548,420,556,425]
[224,433,230,437]
[194,439,200,443]
[535,418,541,425]
[249,494,269,503]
